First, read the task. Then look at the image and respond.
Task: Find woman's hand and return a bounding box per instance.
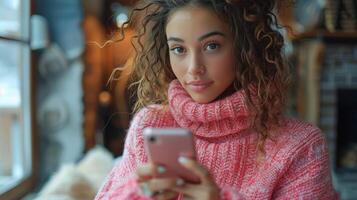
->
[136,163,182,200]
[172,157,220,200]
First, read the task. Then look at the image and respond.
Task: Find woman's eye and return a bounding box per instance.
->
[170,47,185,54]
[205,43,220,51]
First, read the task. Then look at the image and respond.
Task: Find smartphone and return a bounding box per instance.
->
[143,127,200,183]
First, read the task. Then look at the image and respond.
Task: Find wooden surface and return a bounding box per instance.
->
[0,177,36,200]
[296,41,326,125]
[291,30,357,42]
[82,15,106,151]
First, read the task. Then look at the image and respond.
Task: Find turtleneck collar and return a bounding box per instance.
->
[168,80,251,138]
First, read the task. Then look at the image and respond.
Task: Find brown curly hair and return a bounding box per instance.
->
[119,0,290,157]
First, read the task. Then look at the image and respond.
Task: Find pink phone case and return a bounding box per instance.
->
[143,128,200,183]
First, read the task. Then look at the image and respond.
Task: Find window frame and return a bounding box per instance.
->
[0,0,38,199]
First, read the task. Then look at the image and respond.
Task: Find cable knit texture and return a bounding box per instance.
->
[95,80,338,200]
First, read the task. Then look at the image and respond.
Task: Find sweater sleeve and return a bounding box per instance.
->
[94,108,152,200]
[218,128,339,200]
[272,129,339,199]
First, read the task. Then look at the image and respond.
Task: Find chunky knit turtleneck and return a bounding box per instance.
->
[95,80,338,200]
[169,80,250,138]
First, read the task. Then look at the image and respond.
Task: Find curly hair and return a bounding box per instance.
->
[120,0,290,157]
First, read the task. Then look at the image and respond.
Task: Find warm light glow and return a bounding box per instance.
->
[116,13,128,28]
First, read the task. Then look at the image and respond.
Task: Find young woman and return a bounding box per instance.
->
[95,0,338,199]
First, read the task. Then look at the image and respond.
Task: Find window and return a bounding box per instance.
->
[0,0,35,198]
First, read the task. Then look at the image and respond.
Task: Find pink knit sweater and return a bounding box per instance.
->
[95,80,338,200]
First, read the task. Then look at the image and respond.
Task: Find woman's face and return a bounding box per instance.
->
[166,6,236,104]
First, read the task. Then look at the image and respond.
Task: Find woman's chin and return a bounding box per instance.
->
[190,94,216,104]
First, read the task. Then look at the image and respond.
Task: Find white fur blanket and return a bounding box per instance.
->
[35,147,114,200]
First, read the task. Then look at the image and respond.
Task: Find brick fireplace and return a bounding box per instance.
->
[319,43,357,199]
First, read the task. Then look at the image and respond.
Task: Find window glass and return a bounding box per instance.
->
[0,0,32,194]
[0,0,29,40]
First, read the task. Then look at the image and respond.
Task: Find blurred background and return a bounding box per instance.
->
[0,0,356,199]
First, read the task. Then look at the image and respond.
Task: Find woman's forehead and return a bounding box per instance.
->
[166,6,230,39]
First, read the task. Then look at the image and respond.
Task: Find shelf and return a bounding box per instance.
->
[291,30,357,43]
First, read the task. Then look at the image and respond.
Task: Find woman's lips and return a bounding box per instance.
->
[186,80,213,92]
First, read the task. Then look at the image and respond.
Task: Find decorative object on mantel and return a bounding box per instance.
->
[277,0,326,35]
[293,0,326,33]
[325,0,357,32]
[340,143,357,169]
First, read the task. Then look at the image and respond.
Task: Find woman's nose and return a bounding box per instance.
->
[187,53,205,75]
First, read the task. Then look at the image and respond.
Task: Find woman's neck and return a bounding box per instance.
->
[215,83,239,102]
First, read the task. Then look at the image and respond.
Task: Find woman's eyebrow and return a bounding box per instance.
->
[167,37,184,43]
[198,31,225,41]
[167,31,226,43]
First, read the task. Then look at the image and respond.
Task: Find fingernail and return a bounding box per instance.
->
[178,156,189,164]
[139,183,153,197]
[157,166,166,174]
[176,178,185,186]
